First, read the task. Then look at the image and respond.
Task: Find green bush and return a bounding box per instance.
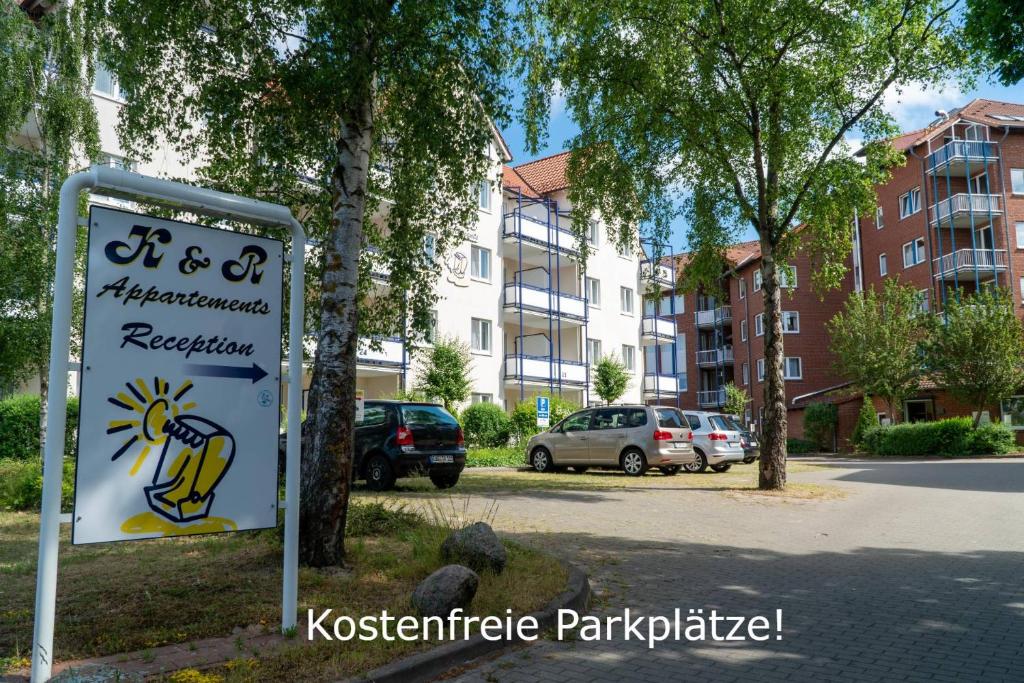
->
[346,501,422,536]
[0,457,75,512]
[860,417,1015,456]
[510,395,580,443]
[803,402,837,451]
[0,394,79,461]
[466,446,524,468]
[459,402,511,447]
[786,437,818,454]
[851,395,878,448]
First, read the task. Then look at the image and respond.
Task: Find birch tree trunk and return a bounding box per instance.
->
[758,239,787,490]
[298,88,374,567]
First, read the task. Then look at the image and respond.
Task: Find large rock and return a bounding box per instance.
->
[411,564,479,617]
[441,522,507,574]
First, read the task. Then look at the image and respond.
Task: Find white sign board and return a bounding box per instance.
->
[73,206,283,544]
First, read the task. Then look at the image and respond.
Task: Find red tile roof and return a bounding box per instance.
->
[510,150,572,194]
[501,165,541,198]
[871,99,1024,155]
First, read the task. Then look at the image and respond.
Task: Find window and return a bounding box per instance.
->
[902,237,926,268]
[675,334,686,376]
[742,362,750,386]
[754,313,764,337]
[425,309,438,344]
[916,289,930,314]
[423,234,437,262]
[93,62,121,99]
[778,265,797,288]
[753,270,762,292]
[875,206,884,230]
[356,404,388,428]
[879,253,888,276]
[899,187,921,218]
[1016,222,1024,249]
[738,278,746,299]
[470,245,491,281]
[618,243,632,258]
[756,358,765,382]
[97,153,137,172]
[593,407,631,430]
[561,411,591,433]
[1000,396,1024,431]
[586,277,601,307]
[740,319,748,341]
[471,318,491,353]
[660,293,683,316]
[643,297,657,317]
[471,393,492,404]
[784,357,802,380]
[587,220,600,246]
[478,181,491,210]
[620,286,634,315]
[621,344,635,372]
[782,311,800,333]
[587,338,602,364]
[1020,276,1024,301]
[1012,169,1024,194]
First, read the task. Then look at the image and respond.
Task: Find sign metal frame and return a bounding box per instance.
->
[30,166,306,682]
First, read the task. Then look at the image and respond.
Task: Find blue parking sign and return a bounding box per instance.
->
[536,396,550,428]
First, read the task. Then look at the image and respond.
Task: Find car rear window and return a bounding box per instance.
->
[400,405,458,426]
[709,415,734,431]
[655,408,687,428]
[357,405,389,427]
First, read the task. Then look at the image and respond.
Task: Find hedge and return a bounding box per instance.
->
[0,394,79,461]
[861,417,1015,456]
[459,402,511,447]
[0,457,75,512]
[786,437,818,454]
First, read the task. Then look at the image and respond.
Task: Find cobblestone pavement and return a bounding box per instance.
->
[449,458,1024,682]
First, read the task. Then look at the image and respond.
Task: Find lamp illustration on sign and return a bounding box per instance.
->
[106,377,238,536]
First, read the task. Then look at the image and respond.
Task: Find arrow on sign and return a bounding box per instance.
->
[183,362,269,384]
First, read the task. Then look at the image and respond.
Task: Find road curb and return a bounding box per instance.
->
[350,560,591,683]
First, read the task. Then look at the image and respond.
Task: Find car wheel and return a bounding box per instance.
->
[429,472,460,489]
[364,454,396,491]
[711,463,732,473]
[742,456,756,464]
[685,450,709,473]
[570,466,589,474]
[659,465,680,476]
[531,447,554,473]
[621,448,648,477]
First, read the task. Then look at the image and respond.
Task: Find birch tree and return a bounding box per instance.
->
[90,0,512,565]
[521,0,966,489]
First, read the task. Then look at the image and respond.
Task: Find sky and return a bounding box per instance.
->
[499,77,1023,255]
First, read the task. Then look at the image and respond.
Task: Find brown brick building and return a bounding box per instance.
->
[643,98,1024,445]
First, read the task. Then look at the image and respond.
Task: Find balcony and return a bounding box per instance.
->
[696,347,734,367]
[640,316,676,345]
[695,306,732,328]
[357,336,404,369]
[926,140,998,177]
[503,282,587,323]
[502,212,579,255]
[504,354,588,386]
[929,194,1002,229]
[642,373,679,397]
[697,388,727,408]
[640,261,674,288]
[932,248,1008,281]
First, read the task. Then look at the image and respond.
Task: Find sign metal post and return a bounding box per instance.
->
[30,166,305,682]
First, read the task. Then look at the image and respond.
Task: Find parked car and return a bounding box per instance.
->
[681,411,746,472]
[526,405,695,476]
[354,400,466,490]
[723,414,760,464]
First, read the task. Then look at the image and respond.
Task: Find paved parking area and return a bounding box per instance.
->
[448,458,1024,682]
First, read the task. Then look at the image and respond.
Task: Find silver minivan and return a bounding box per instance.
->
[526,405,695,476]
[682,411,746,472]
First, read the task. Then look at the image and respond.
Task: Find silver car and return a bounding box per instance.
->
[526,405,695,476]
[682,411,746,473]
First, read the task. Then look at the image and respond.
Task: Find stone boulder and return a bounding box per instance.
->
[411,564,479,617]
[441,522,507,574]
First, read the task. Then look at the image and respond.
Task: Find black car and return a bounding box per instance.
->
[355,400,466,490]
[723,415,760,464]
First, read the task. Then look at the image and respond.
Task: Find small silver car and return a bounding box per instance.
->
[526,405,695,476]
[682,411,746,473]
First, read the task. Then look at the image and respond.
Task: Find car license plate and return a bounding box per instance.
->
[430,455,454,464]
[673,442,688,449]
[729,442,739,448]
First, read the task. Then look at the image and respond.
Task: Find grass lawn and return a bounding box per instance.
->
[366,461,833,497]
[0,503,566,681]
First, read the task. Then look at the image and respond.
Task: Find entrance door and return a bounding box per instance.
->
[904,399,935,423]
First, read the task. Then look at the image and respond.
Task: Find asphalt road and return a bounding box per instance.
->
[448,458,1024,682]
